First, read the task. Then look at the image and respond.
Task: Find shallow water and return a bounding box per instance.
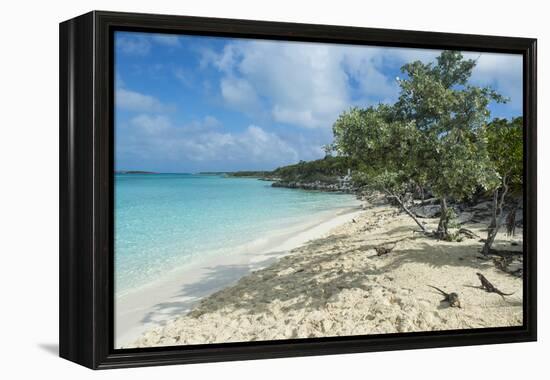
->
[115,173,360,294]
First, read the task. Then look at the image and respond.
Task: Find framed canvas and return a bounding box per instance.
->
[59,10,537,369]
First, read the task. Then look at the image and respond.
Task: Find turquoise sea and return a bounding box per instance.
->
[115,174,360,295]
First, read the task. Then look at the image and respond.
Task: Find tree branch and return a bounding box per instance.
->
[384,189,428,233]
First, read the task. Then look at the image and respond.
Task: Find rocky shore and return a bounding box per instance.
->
[271,179,355,193]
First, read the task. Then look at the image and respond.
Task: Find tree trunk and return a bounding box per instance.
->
[481,190,499,255]
[385,189,428,233]
[437,195,450,239]
[506,197,520,236]
[482,176,509,255]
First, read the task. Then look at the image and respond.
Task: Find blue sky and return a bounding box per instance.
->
[115,31,523,173]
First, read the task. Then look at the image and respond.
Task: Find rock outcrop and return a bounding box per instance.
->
[271,178,354,193]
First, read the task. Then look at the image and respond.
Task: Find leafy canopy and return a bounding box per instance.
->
[333,51,506,203]
[332,105,421,196]
[485,117,523,191]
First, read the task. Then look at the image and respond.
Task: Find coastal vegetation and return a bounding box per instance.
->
[227,156,355,181]
[224,171,271,178]
[227,52,523,250]
[225,157,357,191]
[329,51,523,246]
[482,117,523,254]
[270,156,357,184]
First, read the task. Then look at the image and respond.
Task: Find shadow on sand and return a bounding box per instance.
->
[140,248,294,325]
[142,233,498,320]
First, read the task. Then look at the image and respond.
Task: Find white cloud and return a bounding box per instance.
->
[466,52,523,110]
[116,33,180,56]
[193,126,297,163]
[115,72,125,88]
[272,107,317,128]
[151,34,181,47]
[203,116,221,128]
[176,125,299,164]
[116,88,170,112]
[343,56,397,101]
[201,42,522,129]
[116,41,523,172]
[128,114,222,135]
[174,68,194,88]
[119,113,301,168]
[220,77,262,114]
[179,116,223,133]
[206,40,351,129]
[201,41,443,129]
[116,35,151,56]
[240,125,299,162]
[130,114,171,135]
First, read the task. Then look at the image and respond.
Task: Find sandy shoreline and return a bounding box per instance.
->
[127,197,523,348]
[115,204,363,347]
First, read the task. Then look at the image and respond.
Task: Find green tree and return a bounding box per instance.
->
[393,51,504,239]
[332,51,506,240]
[332,105,429,232]
[481,117,523,255]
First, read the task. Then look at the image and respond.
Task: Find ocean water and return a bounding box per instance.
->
[115,173,360,295]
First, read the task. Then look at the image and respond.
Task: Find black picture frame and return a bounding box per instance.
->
[59,10,537,370]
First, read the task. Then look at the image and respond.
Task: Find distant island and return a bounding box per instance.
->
[197,171,233,175]
[119,157,355,188]
[222,171,271,178]
[116,170,158,174]
[224,156,357,192]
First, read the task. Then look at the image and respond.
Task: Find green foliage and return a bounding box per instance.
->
[332,105,422,195]
[428,127,499,200]
[333,51,503,203]
[446,209,459,229]
[396,51,506,131]
[331,50,521,238]
[393,51,505,202]
[227,171,270,178]
[485,117,523,192]
[271,156,357,183]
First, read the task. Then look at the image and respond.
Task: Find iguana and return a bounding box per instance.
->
[427,285,461,308]
[374,243,396,256]
[476,273,514,299]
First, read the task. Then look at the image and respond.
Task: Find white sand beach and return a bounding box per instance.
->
[115,205,364,347]
[127,196,523,348]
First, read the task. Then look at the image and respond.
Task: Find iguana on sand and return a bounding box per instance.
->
[427,285,461,308]
[374,243,396,256]
[476,273,514,299]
